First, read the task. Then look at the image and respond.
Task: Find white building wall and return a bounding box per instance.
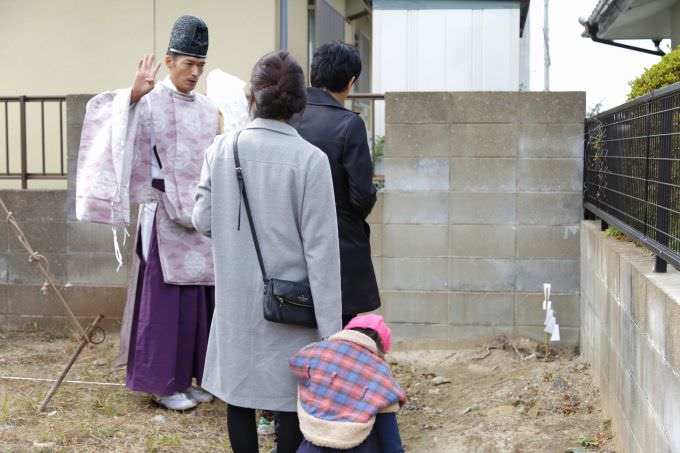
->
[372,7,521,134]
[373,8,519,92]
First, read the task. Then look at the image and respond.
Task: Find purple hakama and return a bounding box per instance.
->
[126,210,215,396]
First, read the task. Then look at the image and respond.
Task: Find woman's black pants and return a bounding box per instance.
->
[227,404,303,453]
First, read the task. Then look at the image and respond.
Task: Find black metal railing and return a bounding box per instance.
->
[584,81,680,272]
[0,96,67,189]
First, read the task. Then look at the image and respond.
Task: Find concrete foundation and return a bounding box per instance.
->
[581,220,680,453]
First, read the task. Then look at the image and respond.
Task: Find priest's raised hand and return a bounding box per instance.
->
[131,54,161,104]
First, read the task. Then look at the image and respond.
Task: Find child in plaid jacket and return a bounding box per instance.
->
[289,314,406,453]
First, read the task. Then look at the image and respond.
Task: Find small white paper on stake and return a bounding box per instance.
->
[544,307,554,325]
[542,299,547,310]
[550,324,560,342]
[545,315,556,334]
[546,300,552,313]
[543,283,551,303]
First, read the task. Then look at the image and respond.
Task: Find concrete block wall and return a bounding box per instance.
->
[3,92,586,345]
[380,92,585,345]
[581,220,680,453]
[0,190,133,332]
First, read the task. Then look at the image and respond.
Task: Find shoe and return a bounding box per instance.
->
[182,386,214,403]
[257,415,276,435]
[152,392,197,411]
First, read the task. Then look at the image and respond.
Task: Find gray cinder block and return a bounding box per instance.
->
[385,123,449,158]
[645,284,667,358]
[449,292,514,326]
[449,124,518,158]
[517,193,582,225]
[66,253,129,287]
[450,158,516,192]
[390,322,450,341]
[382,257,448,291]
[6,253,67,285]
[448,325,496,343]
[518,159,583,192]
[383,224,448,258]
[663,363,680,452]
[0,191,68,223]
[385,92,449,124]
[384,158,450,191]
[519,123,584,158]
[382,291,448,324]
[518,92,585,124]
[516,225,580,259]
[67,221,134,254]
[448,259,515,291]
[666,297,680,376]
[449,92,519,124]
[383,191,449,224]
[515,259,579,293]
[8,222,67,253]
[449,225,515,258]
[449,192,516,225]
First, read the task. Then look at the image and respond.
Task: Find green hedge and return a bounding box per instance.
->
[627,46,680,101]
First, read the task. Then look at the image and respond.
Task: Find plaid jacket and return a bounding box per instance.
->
[289,330,406,449]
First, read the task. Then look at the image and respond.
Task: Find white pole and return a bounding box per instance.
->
[543,0,550,91]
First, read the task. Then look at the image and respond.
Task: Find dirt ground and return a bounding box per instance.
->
[0,331,616,452]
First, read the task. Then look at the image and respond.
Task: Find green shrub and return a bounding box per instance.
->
[627,46,680,101]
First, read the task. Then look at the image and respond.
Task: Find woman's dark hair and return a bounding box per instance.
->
[250,51,306,120]
[310,41,362,93]
[350,327,384,353]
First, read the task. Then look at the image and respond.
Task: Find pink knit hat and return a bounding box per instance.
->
[344,314,392,353]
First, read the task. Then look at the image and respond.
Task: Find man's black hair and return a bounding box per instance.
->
[310,41,362,93]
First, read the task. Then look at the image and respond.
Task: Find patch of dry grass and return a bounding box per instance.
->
[0,332,276,452]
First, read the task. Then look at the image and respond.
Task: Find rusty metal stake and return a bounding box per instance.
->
[38,314,104,412]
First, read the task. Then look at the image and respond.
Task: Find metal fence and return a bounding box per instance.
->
[0,96,67,189]
[584,82,680,272]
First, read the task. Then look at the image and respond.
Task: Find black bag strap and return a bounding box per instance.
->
[233,130,268,282]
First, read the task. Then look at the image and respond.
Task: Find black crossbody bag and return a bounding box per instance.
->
[232,130,317,328]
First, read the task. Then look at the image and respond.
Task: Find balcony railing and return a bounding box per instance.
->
[0,96,67,189]
[584,82,680,272]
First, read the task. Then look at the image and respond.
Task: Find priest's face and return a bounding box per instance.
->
[165,54,206,93]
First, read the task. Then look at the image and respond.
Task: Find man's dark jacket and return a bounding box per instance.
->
[293,87,380,316]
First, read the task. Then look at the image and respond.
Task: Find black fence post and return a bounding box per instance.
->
[655,257,668,273]
[19,95,27,189]
[654,96,673,273]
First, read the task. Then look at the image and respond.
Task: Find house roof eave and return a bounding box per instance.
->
[583,0,635,38]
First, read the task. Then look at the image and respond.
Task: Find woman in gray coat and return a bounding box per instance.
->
[192,51,342,452]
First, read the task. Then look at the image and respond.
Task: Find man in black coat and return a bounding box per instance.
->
[293,41,380,326]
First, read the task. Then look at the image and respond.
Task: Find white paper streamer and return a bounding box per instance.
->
[550,324,560,342]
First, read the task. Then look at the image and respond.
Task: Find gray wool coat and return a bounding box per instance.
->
[192,118,342,411]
